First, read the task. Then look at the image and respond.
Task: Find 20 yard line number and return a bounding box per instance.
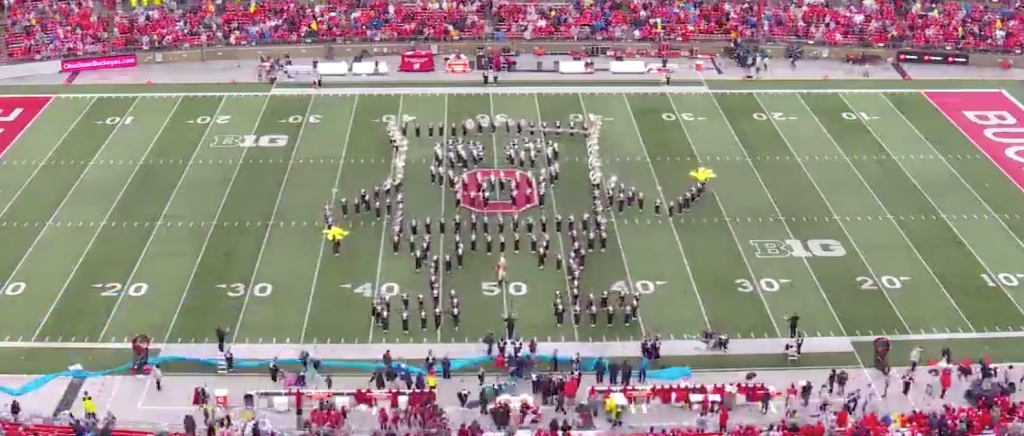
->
[93,282,149,297]
[857,276,909,290]
[219,283,274,298]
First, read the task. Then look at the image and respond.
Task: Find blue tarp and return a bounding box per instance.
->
[0,354,691,397]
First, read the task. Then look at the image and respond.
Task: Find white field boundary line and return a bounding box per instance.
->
[8,330,1024,349]
[580,95,650,337]
[752,94,914,334]
[0,98,136,313]
[532,94,579,341]
[0,98,95,221]
[823,94,975,332]
[32,97,185,341]
[230,96,316,343]
[702,93,841,338]
[300,96,359,343]
[0,88,1004,99]
[368,95,405,344]
[659,94,765,333]
[96,97,231,342]
[161,94,274,344]
[888,93,1024,318]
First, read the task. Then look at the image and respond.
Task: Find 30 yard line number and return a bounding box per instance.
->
[218,283,273,297]
[1,281,25,296]
[93,282,148,297]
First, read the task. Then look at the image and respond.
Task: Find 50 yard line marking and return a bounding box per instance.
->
[300,96,358,343]
[0,97,129,314]
[33,97,183,341]
[96,96,230,341]
[368,95,405,344]
[162,94,273,344]
[232,95,315,342]
[485,94,510,319]
[534,94,578,341]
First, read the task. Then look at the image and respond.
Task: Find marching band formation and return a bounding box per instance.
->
[319,114,714,337]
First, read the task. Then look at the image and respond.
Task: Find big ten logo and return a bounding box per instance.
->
[459,169,538,214]
[749,239,847,258]
[209,134,290,148]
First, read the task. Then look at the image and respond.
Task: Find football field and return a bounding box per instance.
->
[2,83,1024,353]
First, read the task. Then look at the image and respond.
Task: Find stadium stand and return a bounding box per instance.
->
[2,0,1023,61]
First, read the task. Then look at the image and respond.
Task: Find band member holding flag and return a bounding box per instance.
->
[322,225,349,256]
[496,254,507,284]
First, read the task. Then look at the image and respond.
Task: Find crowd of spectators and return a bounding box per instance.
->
[2,0,1024,62]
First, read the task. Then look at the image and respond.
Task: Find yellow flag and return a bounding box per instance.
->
[250,2,257,13]
[130,0,137,7]
[310,21,319,31]
[688,167,717,182]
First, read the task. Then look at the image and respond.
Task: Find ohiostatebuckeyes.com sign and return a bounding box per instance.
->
[61,54,139,73]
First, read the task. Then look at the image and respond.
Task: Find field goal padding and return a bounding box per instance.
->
[399,50,436,72]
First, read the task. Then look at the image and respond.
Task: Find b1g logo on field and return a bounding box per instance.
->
[209,134,290,148]
[460,169,538,214]
[750,239,847,258]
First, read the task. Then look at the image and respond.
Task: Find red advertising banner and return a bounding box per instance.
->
[61,54,138,73]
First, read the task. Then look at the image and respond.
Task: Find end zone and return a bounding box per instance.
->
[924,89,1024,193]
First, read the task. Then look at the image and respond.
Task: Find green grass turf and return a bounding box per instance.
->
[2,83,1024,374]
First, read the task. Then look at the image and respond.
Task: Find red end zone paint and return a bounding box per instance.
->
[924,90,1024,191]
[0,96,52,159]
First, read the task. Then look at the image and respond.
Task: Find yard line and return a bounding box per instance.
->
[368,95,405,344]
[161,95,273,344]
[300,96,359,343]
[660,94,771,334]
[703,92,842,337]
[0,98,133,306]
[231,95,316,343]
[32,97,183,340]
[0,96,65,219]
[878,94,1024,318]
[751,94,912,334]
[533,94,578,341]
[436,94,448,342]
[810,95,974,331]
[615,94,710,333]
[96,97,230,341]
[483,95,510,318]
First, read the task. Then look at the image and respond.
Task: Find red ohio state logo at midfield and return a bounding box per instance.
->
[459,169,538,213]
